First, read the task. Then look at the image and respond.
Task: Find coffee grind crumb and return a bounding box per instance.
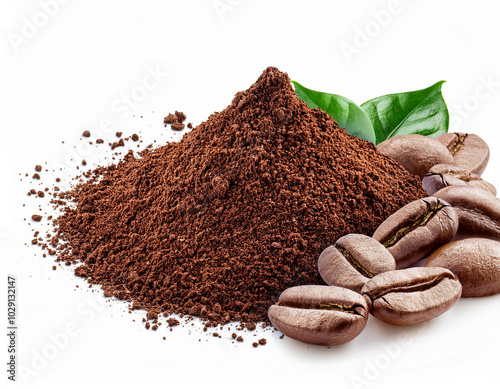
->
[163,113,178,124]
[252,342,258,347]
[258,338,267,345]
[167,318,180,327]
[132,134,139,141]
[175,111,186,123]
[31,215,42,222]
[236,336,244,342]
[171,123,185,131]
[111,139,125,150]
[35,165,42,172]
[116,132,123,137]
[96,139,104,144]
[50,67,425,328]
[82,131,91,137]
[146,311,158,321]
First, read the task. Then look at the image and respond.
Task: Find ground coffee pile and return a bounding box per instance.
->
[52,67,426,324]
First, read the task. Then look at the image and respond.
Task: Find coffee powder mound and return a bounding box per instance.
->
[53,67,426,324]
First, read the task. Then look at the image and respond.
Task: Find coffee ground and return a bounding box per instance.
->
[52,67,426,325]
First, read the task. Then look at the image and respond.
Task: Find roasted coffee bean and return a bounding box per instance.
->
[423,164,496,196]
[426,238,500,297]
[361,267,461,325]
[372,197,458,269]
[435,132,490,176]
[268,285,368,346]
[433,186,500,241]
[376,134,453,178]
[318,234,395,293]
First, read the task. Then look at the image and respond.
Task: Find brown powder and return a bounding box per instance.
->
[167,318,180,327]
[163,113,178,124]
[171,122,185,131]
[175,111,186,123]
[52,67,426,325]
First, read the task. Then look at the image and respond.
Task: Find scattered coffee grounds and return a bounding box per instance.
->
[35,165,42,172]
[187,123,193,129]
[32,215,42,222]
[258,338,267,345]
[96,139,104,144]
[163,113,178,124]
[167,318,180,327]
[82,131,91,137]
[111,138,125,150]
[116,131,123,137]
[252,342,258,347]
[51,67,425,327]
[131,134,139,142]
[175,111,186,123]
[146,311,158,321]
[171,122,185,131]
[33,173,40,180]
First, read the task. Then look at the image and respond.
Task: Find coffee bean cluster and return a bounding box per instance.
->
[268,132,500,346]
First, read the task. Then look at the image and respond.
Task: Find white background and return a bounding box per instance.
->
[1,1,500,388]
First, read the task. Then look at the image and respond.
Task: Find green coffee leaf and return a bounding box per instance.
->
[292,81,376,144]
[360,81,449,145]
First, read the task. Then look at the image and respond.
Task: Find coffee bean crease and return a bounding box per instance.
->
[448,133,468,156]
[277,300,366,317]
[382,200,447,248]
[365,272,455,301]
[334,244,374,278]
